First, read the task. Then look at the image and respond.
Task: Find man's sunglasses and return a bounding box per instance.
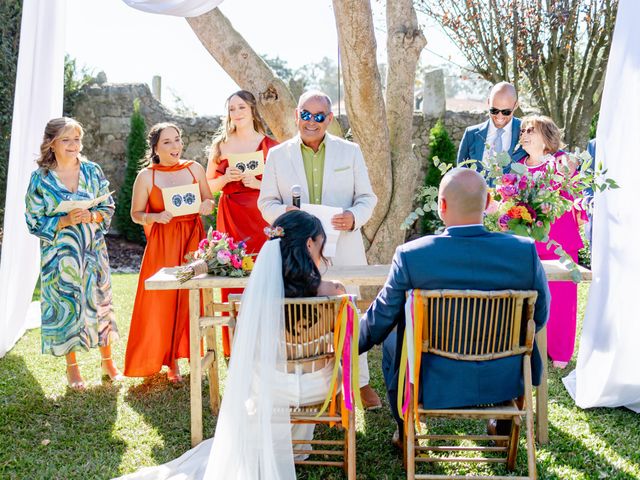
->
[489,107,514,116]
[299,110,327,123]
[520,126,535,135]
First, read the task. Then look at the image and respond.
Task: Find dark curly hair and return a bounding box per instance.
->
[271,210,327,298]
[145,122,182,164]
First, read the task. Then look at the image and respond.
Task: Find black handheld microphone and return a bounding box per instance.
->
[291,184,302,208]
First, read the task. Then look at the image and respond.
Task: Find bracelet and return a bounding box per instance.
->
[142,212,148,224]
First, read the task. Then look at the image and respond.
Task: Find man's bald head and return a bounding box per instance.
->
[489,82,517,103]
[438,168,489,225]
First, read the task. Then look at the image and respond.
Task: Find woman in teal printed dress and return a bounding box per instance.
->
[25,117,122,390]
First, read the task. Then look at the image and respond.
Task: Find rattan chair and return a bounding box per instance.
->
[229,294,357,479]
[404,289,538,480]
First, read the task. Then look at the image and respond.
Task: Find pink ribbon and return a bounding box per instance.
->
[342,304,354,411]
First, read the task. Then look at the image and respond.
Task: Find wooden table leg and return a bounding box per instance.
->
[189,289,203,447]
[202,288,220,415]
[535,326,549,445]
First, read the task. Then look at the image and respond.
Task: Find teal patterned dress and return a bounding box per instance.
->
[25,160,119,356]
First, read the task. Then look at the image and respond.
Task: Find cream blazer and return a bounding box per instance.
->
[258,133,377,266]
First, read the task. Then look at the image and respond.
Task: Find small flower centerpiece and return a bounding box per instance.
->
[176,228,254,283]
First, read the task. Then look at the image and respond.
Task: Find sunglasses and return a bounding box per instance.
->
[299,110,327,123]
[489,107,514,116]
[520,126,535,135]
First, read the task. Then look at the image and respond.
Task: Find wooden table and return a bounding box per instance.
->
[145,260,592,446]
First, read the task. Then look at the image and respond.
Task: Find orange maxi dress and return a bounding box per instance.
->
[214,136,278,356]
[124,161,205,377]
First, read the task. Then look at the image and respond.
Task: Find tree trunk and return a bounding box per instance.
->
[332,0,392,261]
[366,0,427,263]
[186,9,297,141]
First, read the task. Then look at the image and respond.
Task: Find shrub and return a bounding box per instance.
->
[421,119,456,234]
[115,99,147,244]
[63,54,95,117]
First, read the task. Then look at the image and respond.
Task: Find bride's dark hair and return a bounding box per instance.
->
[271,210,327,298]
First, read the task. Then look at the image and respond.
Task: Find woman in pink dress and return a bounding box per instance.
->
[518,115,586,368]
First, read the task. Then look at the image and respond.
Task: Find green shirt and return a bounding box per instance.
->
[300,140,326,204]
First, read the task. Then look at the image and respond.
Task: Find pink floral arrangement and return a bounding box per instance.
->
[176,228,254,283]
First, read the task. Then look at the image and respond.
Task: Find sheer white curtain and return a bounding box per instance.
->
[121,0,224,16]
[0,0,66,358]
[563,0,640,412]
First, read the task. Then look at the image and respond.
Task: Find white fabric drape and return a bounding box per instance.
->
[0,0,66,358]
[121,0,224,17]
[563,0,640,412]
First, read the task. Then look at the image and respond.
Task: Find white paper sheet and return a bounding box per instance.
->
[52,191,114,214]
[301,203,342,258]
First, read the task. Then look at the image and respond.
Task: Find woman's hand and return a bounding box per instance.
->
[152,211,173,224]
[224,167,243,184]
[558,154,579,176]
[61,208,89,228]
[199,198,215,216]
[241,173,261,190]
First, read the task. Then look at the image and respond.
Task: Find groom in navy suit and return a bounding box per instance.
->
[359,168,550,435]
[457,82,527,171]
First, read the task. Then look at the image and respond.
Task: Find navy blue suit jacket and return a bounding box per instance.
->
[359,225,550,410]
[456,118,527,172]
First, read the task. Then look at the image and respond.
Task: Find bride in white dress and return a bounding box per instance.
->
[116,210,346,480]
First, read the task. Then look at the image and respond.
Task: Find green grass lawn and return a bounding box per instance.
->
[1,277,639,479]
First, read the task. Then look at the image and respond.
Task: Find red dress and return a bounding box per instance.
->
[214,136,278,355]
[124,161,205,376]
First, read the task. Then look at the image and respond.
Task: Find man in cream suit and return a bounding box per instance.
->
[259,90,381,409]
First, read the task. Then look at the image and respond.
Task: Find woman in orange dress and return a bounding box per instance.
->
[206,90,278,356]
[125,123,215,381]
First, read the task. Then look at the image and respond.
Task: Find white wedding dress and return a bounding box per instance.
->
[115,239,335,480]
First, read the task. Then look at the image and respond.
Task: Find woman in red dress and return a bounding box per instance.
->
[206,90,278,356]
[125,123,215,382]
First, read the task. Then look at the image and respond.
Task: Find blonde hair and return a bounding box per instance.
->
[209,90,267,164]
[37,117,84,172]
[521,115,565,154]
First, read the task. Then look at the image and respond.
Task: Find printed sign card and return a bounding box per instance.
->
[161,183,201,217]
[227,151,265,176]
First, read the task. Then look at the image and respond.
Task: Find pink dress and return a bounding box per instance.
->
[520,151,587,363]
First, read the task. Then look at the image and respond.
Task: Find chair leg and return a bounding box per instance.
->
[523,358,538,479]
[406,387,415,479]
[347,408,356,480]
[507,396,524,470]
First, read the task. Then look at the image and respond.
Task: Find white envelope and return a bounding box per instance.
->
[53,191,114,214]
[301,203,342,258]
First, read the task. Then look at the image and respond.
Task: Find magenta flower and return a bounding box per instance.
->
[502,173,518,185]
[499,184,519,198]
[230,254,242,269]
[211,231,223,242]
[498,214,511,231]
[518,176,529,190]
[536,221,544,227]
[217,249,231,264]
[228,239,238,251]
[540,203,552,214]
[198,239,209,250]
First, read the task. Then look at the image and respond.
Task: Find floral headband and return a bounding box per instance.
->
[264,226,285,240]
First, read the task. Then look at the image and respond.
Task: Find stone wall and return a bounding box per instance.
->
[72,82,486,199]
